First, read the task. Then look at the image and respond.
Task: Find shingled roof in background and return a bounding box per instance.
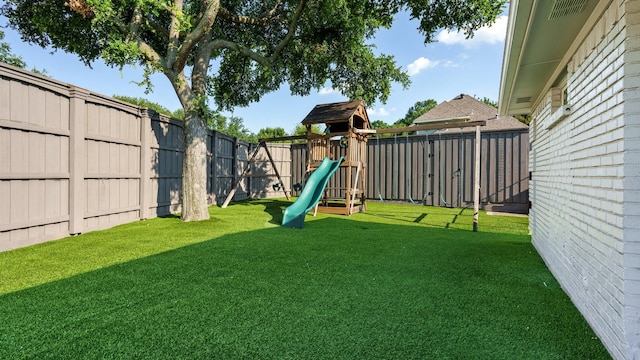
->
[414,94,528,133]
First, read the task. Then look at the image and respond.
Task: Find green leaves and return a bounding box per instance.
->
[101,38,142,66]
[212,50,282,109]
[405,0,507,42]
[1,0,103,65]
[257,127,287,140]
[0,30,26,68]
[1,0,505,111]
[398,99,438,126]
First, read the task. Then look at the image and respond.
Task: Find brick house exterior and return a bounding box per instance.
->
[499,1,640,359]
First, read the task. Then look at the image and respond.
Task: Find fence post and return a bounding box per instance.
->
[68,87,89,235]
[232,136,239,202]
[211,131,219,204]
[139,108,151,219]
[248,142,255,198]
[473,125,481,232]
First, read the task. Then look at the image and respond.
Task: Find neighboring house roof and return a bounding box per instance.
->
[414,94,528,133]
[499,0,602,115]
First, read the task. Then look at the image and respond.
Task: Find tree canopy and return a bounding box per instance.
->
[1,0,505,221]
[113,95,175,117]
[0,30,26,68]
[1,0,504,110]
[395,99,438,126]
[293,124,323,136]
[480,97,498,109]
[370,120,390,130]
[257,127,287,139]
[1,29,47,74]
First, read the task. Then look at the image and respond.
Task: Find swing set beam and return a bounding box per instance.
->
[368,120,485,135]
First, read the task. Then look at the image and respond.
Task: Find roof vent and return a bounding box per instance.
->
[516,97,532,104]
[549,0,587,20]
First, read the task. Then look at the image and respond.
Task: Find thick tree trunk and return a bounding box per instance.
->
[181,112,210,221]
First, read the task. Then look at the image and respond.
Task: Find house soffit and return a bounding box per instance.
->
[499,0,601,115]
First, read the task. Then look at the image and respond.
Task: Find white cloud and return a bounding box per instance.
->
[442,60,460,67]
[368,107,394,117]
[318,87,338,95]
[406,57,439,76]
[435,15,508,47]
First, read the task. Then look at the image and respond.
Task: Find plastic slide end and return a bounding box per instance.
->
[282,214,305,229]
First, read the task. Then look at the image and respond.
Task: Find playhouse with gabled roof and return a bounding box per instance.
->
[300,100,371,215]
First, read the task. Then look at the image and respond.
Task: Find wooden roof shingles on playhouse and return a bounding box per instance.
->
[301,100,370,133]
[414,94,528,133]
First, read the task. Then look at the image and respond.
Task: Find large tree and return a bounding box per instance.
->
[1,0,504,221]
[257,127,287,140]
[395,99,438,126]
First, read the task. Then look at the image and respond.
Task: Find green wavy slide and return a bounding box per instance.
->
[281,157,344,229]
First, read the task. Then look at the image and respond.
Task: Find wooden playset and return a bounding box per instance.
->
[222,99,487,231]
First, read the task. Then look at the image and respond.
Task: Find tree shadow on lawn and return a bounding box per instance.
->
[0,218,609,359]
[220,198,289,225]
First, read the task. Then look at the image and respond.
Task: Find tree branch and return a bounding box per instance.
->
[166,0,184,68]
[136,39,162,65]
[145,14,170,39]
[270,0,307,61]
[210,39,271,67]
[113,4,163,73]
[192,32,214,95]
[172,0,221,71]
[103,6,161,67]
[218,0,282,26]
[206,0,306,69]
[263,0,282,18]
[126,5,144,42]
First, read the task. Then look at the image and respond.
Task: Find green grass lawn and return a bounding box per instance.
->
[0,200,610,359]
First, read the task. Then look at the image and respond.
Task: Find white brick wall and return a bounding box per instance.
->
[529,1,640,359]
[622,2,640,358]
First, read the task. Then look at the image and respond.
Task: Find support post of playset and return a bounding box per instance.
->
[473,125,481,232]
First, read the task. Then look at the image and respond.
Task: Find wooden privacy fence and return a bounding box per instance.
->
[1,63,528,252]
[291,129,529,211]
[0,63,286,251]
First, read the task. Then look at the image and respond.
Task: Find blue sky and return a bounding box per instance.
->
[2,11,507,134]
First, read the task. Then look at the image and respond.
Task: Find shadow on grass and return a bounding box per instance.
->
[361,207,469,229]
[262,199,288,225]
[0,216,609,359]
[222,198,290,225]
